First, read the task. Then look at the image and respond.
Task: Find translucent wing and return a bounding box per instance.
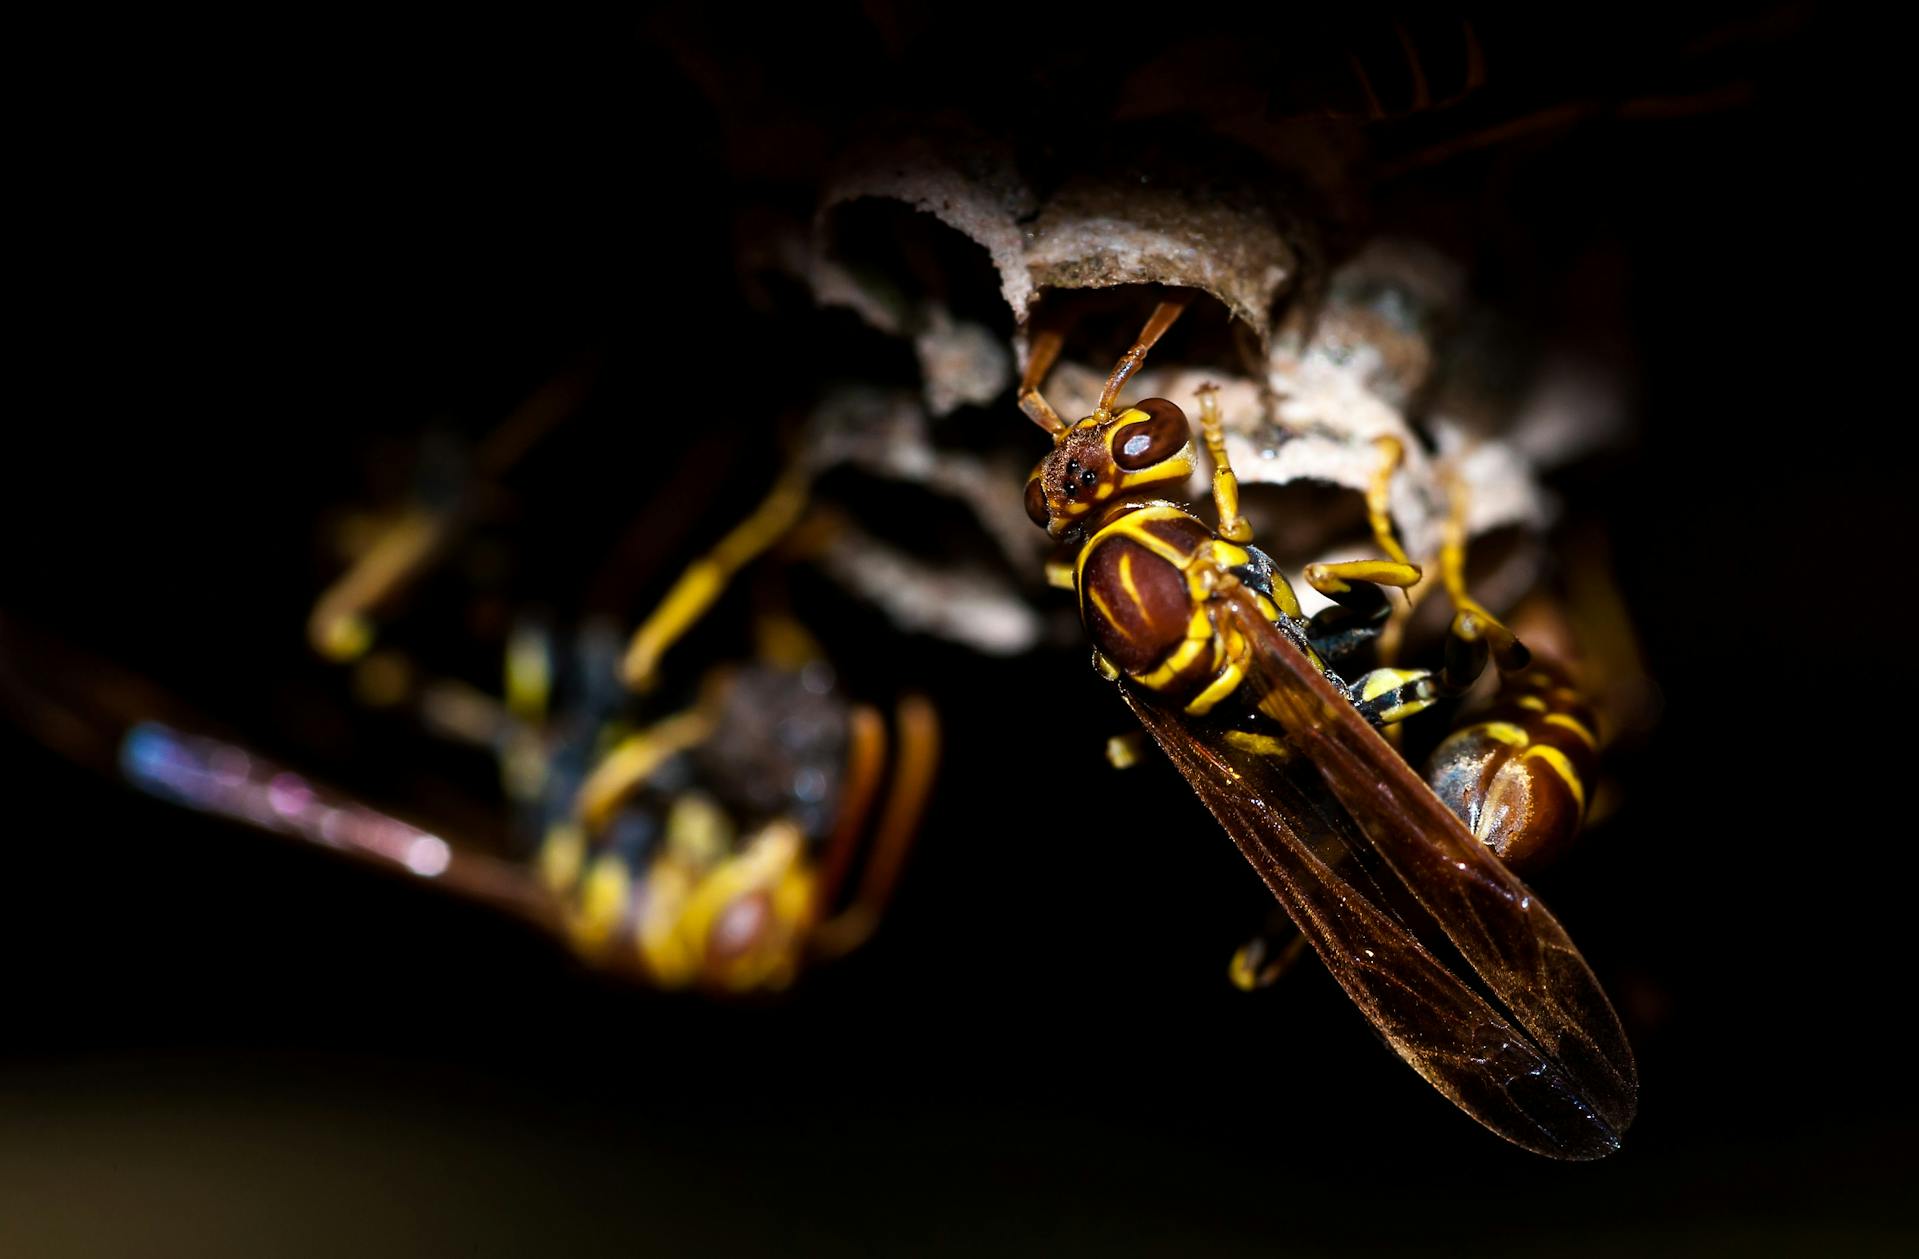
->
[117,720,556,926]
[0,614,557,929]
[1119,593,1636,1158]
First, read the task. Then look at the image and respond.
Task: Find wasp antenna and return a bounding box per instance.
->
[1097,297,1191,416]
[1019,328,1071,437]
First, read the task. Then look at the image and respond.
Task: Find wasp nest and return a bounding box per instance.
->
[789,123,1628,636]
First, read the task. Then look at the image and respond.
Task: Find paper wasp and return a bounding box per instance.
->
[1,383,939,997]
[1016,293,1636,1158]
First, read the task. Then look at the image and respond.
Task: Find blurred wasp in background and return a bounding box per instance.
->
[2,364,939,996]
[1016,292,1637,1158]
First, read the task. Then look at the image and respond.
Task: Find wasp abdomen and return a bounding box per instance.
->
[1424,664,1599,869]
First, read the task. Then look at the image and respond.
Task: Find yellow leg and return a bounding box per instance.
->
[1229,924,1309,992]
[308,509,449,661]
[1440,469,1528,674]
[1364,436,1413,568]
[1303,558,1423,599]
[1104,731,1147,769]
[307,357,598,662]
[573,709,713,831]
[1302,436,1423,601]
[1197,385,1253,544]
[621,460,813,691]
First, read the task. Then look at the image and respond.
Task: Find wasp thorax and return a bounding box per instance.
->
[1025,397,1198,539]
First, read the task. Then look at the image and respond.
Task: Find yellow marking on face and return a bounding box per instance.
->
[1525,744,1587,810]
[1516,694,1549,713]
[1544,712,1599,747]
[1118,447,1197,491]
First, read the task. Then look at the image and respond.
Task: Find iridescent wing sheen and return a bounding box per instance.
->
[1118,593,1636,1159]
[0,615,557,928]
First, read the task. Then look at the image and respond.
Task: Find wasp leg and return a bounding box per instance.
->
[1434,469,1531,693]
[1302,560,1423,666]
[308,509,451,661]
[1301,436,1424,663]
[621,459,814,692]
[572,709,713,832]
[809,703,888,917]
[1105,731,1147,768]
[812,695,939,959]
[307,358,598,662]
[1196,384,1253,544]
[1229,911,1310,991]
[1097,296,1191,416]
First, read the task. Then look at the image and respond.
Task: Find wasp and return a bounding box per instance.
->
[319,442,942,994]
[500,604,939,994]
[1228,460,1612,989]
[3,403,939,996]
[1016,293,1637,1158]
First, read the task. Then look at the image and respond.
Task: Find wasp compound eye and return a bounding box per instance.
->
[1113,398,1189,470]
[1025,474,1050,527]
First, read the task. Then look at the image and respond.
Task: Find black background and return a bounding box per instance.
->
[6,7,1911,1255]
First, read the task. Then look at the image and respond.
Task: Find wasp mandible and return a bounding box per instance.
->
[1016,293,1637,1158]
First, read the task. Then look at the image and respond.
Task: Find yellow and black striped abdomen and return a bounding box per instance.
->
[1424,662,1599,870]
[1076,503,1284,715]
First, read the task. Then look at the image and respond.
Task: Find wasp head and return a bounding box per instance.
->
[1025,397,1196,541]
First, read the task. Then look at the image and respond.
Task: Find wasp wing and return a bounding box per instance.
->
[115,719,558,926]
[1118,595,1636,1158]
[1217,595,1637,1134]
[0,615,557,929]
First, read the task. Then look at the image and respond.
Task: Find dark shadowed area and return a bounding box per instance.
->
[6,7,1911,1255]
